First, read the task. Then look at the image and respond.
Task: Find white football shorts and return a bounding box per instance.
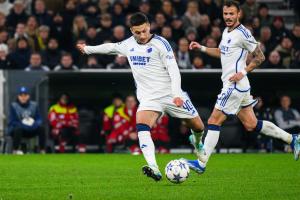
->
[137,92,199,119]
[215,86,258,115]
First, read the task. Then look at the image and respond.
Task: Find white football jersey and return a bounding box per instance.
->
[219,24,258,91]
[84,35,183,102]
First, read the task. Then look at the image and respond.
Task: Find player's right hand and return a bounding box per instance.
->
[173,97,184,107]
[76,43,86,54]
[189,41,201,50]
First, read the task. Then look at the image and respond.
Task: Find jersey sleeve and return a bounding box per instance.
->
[158,38,183,98]
[84,38,130,56]
[239,29,258,53]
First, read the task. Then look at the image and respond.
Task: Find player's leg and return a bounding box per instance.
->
[238,106,300,160]
[183,108,227,173]
[202,108,227,162]
[183,116,205,157]
[136,110,162,180]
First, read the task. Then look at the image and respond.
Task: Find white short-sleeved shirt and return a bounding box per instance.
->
[88,35,183,102]
[219,24,258,91]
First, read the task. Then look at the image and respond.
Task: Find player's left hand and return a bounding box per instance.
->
[173,97,184,107]
[229,72,244,82]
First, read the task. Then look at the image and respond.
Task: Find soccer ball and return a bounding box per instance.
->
[165,160,190,184]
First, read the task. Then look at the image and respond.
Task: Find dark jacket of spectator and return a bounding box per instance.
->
[8,40,31,69]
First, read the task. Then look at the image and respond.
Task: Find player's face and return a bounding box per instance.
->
[223,6,240,28]
[130,23,151,44]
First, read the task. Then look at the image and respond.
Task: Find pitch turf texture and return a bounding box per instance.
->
[0,154,299,200]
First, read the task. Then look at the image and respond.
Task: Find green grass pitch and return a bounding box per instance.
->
[0,154,299,200]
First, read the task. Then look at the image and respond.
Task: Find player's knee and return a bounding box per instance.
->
[243,121,257,132]
[208,117,221,126]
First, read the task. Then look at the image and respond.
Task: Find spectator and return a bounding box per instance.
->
[106,94,139,154]
[251,16,260,38]
[72,15,87,42]
[62,0,77,45]
[111,25,126,42]
[6,0,28,32]
[199,0,222,24]
[258,3,272,27]
[9,23,35,51]
[170,17,185,42]
[48,93,84,153]
[33,0,52,26]
[0,43,10,69]
[161,0,177,23]
[111,1,126,26]
[54,52,79,71]
[202,36,221,68]
[185,27,198,43]
[274,37,293,68]
[25,16,39,44]
[97,0,111,15]
[8,86,45,154]
[261,50,283,69]
[176,37,192,69]
[197,14,211,41]
[97,14,113,43]
[241,0,258,21]
[0,0,12,16]
[182,0,201,29]
[85,26,101,46]
[82,2,99,27]
[122,0,137,15]
[259,26,275,57]
[138,0,152,21]
[50,12,71,51]
[271,16,290,44]
[101,93,124,137]
[151,12,166,34]
[161,26,177,51]
[82,55,104,69]
[191,55,205,70]
[0,12,7,31]
[41,38,62,69]
[274,95,300,134]
[8,37,31,69]
[25,52,49,71]
[107,55,130,69]
[291,23,300,51]
[0,29,8,44]
[210,26,222,44]
[35,25,50,51]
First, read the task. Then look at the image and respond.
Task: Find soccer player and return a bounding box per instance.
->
[76,12,205,181]
[185,0,300,174]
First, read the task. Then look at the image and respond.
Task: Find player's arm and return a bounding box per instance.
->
[229,44,265,82]
[162,52,184,107]
[189,41,221,58]
[77,41,127,55]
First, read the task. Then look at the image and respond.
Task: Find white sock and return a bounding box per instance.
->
[257,120,292,144]
[191,129,204,144]
[138,131,158,168]
[203,125,220,161]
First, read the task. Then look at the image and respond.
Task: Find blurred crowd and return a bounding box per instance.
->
[0,0,299,70]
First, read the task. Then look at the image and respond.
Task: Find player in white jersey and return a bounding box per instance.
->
[184,0,300,174]
[77,13,205,181]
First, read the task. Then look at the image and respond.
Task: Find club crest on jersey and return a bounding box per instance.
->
[146,47,152,53]
[227,39,231,44]
[130,48,134,52]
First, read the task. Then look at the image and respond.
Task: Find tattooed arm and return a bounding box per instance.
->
[245,44,265,72]
[229,45,265,82]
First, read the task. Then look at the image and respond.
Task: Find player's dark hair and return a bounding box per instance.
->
[223,0,240,11]
[129,12,149,27]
